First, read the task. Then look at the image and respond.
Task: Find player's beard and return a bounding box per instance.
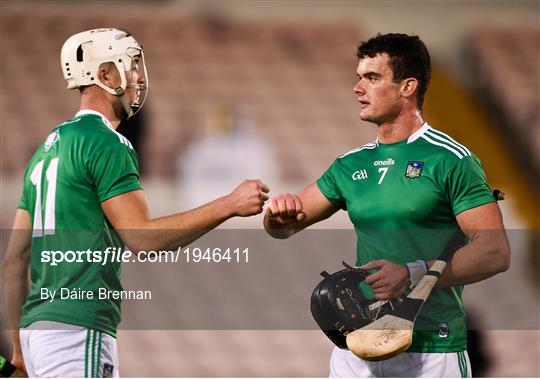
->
[113,98,129,121]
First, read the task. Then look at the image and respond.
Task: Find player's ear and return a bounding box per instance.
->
[97,62,119,88]
[400,78,418,99]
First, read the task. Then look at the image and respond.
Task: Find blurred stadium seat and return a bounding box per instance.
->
[466,26,540,179]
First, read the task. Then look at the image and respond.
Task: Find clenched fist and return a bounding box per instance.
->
[263,193,307,239]
[267,193,307,224]
[226,179,269,217]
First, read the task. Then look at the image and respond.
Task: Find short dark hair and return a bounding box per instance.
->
[357,33,431,109]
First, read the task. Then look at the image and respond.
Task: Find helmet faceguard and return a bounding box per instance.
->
[60,28,148,118]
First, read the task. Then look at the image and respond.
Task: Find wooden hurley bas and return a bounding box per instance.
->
[346,260,447,361]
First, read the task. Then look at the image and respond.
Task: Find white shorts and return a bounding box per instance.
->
[20,321,119,378]
[330,346,471,378]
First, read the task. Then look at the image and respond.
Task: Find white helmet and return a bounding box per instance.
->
[60,28,148,118]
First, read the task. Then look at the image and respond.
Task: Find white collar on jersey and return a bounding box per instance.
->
[374,122,430,146]
[407,122,430,143]
[74,109,114,130]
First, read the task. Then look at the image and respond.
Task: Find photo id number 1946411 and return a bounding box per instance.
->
[182,247,249,263]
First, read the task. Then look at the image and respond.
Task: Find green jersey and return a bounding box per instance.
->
[317,123,494,352]
[18,110,142,337]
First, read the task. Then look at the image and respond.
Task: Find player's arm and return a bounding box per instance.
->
[362,201,510,298]
[1,209,31,373]
[102,179,269,252]
[263,182,339,239]
[433,201,510,287]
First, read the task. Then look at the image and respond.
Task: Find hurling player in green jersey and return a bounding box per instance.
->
[264,33,510,377]
[3,29,269,378]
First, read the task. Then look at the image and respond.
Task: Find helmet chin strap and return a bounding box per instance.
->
[114,87,134,119]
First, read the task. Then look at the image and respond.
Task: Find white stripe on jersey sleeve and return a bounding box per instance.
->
[425,130,471,157]
[427,128,472,156]
[339,143,377,159]
[121,134,134,149]
[420,134,464,159]
[109,128,134,149]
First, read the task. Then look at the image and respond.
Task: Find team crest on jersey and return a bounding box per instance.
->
[405,161,424,179]
[44,131,60,152]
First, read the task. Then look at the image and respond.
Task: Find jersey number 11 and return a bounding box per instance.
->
[29,158,59,237]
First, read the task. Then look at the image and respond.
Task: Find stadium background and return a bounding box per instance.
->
[0,0,539,376]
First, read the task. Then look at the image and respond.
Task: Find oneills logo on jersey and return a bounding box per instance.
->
[44,131,60,152]
[373,158,395,166]
[352,169,368,181]
[405,161,424,179]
